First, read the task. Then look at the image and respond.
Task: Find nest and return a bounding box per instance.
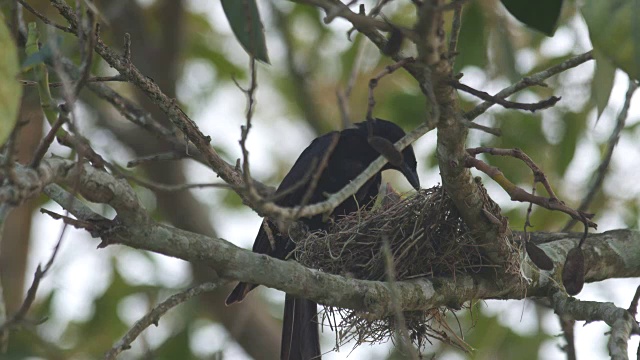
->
[292,185,521,352]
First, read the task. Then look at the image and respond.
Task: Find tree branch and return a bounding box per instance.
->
[104,282,222,360]
[464,51,594,121]
[32,156,640,317]
[563,78,638,231]
[551,291,640,360]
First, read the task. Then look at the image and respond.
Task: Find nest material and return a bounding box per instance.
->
[292,185,521,352]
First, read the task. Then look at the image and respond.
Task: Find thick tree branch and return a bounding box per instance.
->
[33,157,640,317]
[551,292,640,360]
[0,156,74,206]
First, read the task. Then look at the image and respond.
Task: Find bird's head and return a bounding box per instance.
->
[355,119,420,190]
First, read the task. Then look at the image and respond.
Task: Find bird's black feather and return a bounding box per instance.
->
[225,119,419,360]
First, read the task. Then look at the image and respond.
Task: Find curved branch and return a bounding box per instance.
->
[37,157,640,316]
[551,292,640,360]
[104,282,222,360]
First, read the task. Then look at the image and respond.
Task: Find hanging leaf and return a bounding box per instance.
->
[582,0,640,81]
[525,242,554,271]
[221,0,270,63]
[562,247,585,295]
[590,51,617,121]
[500,0,563,36]
[0,13,22,146]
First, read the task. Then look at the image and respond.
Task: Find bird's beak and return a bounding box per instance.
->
[401,163,420,190]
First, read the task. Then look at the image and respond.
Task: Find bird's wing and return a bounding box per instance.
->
[249,131,341,258]
[276,131,341,199]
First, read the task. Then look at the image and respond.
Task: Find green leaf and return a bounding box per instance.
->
[0,12,22,146]
[555,110,586,176]
[500,0,563,36]
[221,0,269,63]
[582,0,640,81]
[489,25,519,82]
[454,1,488,73]
[591,50,616,120]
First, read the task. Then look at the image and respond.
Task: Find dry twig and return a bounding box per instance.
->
[464,51,594,121]
[104,282,222,360]
[464,152,596,229]
[563,79,638,231]
[450,79,561,112]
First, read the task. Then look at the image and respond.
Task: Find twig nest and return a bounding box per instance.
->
[293,185,520,351]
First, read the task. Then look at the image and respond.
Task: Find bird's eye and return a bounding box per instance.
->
[367,136,404,167]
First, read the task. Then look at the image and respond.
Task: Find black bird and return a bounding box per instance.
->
[226,119,420,360]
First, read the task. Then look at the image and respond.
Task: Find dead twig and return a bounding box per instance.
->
[467,147,560,200]
[30,108,67,168]
[563,79,638,231]
[0,213,69,335]
[103,282,222,360]
[367,58,416,120]
[450,79,561,112]
[464,155,596,229]
[464,51,593,121]
[237,56,259,202]
[447,1,463,67]
[17,0,73,33]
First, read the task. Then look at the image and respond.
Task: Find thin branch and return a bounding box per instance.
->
[17,0,73,33]
[20,76,128,88]
[56,56,275,194]
[73,8,96,98]
[123,33,131,63]
[103,282,221,360]
[551,291,640,360]
[466,147,560,200]
[272,3,325,133]
[366,58,416,120]
[121,176,232,193]
[337,35,367,128]
[563,79,638,231]
[450,79,561,112]
[295,0,401,34]
[447,1,463,67]
[381,238,419,359]
[30,108,67,168]
[0,222,68,333]
[126,152,188,168]
[238,57,259,202]
[295,132,340,212]
[461,119,501,136]
[464,156,596,228]
[464,51,594,121]
[559,314,577,360]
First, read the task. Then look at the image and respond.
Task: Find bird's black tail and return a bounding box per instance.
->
[281,294,321,360]
[225,282,257,306]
